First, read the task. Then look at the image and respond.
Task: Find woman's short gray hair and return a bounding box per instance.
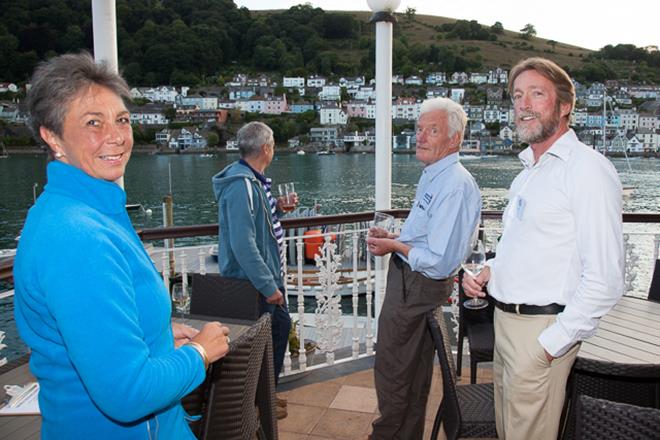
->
[26,51,130,145]
[419,97,467,139]
[237,122,274,158]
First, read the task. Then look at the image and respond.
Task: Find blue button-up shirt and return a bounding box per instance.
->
[397,152,482,280]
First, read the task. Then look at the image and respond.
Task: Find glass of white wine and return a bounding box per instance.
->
[462,239,489,310]
[171,282,190,318]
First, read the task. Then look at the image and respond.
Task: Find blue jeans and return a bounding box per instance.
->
[259,295,291,385]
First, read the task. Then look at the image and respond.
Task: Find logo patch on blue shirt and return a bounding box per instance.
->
[417,192,433,211]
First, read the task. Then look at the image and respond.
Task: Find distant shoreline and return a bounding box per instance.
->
[3,145,658,159]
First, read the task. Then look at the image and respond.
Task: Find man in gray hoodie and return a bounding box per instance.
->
[212,121,293,418]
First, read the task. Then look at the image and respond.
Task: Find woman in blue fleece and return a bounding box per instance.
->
[13,52,231,439]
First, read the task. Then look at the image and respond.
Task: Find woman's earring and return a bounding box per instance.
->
[55,151,65,158]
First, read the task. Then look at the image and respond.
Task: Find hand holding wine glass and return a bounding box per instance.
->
[462,239,489,310]
[278,182,297,212]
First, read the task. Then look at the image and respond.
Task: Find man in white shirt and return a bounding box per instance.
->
[463,57,624,440]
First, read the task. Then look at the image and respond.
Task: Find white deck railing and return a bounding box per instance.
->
[150,222,660,378]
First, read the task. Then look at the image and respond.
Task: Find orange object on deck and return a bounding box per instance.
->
[303,230,324,260]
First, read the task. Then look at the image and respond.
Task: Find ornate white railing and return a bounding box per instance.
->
[143,215,660,379]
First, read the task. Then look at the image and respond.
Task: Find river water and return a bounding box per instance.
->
[1,152,659,361]
[2,152,659,249]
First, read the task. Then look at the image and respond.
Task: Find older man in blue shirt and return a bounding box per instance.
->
[368,97,481,440]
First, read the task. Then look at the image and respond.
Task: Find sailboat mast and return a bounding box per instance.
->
[602,91,607,154]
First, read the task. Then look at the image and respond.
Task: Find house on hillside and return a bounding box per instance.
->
[309,127,340,146]
[263,95,288,115]
[319,103,347,125]
[289,101,315,114]
[425,72,447,85]
[307,75,327,88]
[0,82,19,93]
[319,84,341,101]
[128,103,169,125]
[167,128,207,150]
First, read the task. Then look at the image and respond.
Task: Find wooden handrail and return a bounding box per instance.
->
[2,210,660,282]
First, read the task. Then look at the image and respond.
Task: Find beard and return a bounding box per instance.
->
[516,102,562,144]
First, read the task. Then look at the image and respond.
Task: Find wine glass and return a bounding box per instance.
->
[278,182,297,212]
[373,211,395,233]
[462,239,488,310]
[171,282,190,318]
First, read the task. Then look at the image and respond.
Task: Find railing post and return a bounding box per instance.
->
[374,255,388,342]
[198,247,206,275]
[366,248,375,356]
[296,237,306,371]
[282,239,292,375]
[351,232,360,359]
[161,251,170,293]
[180,250,187,293]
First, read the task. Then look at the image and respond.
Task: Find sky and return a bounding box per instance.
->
[234,0,659,51]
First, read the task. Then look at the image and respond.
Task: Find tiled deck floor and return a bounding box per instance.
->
[277,361,494,440]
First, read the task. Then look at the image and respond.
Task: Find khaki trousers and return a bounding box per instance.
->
[371,256,453,440]
[493,308,579,440]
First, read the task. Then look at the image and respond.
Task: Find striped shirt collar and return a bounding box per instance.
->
[239,159,271,185]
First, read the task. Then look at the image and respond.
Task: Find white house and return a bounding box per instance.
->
[129,104,169,125]
[179,95,218,111]
[319,84,341,101]
[639,114,660,130]
[236,96,265,113]
[499,125,514,142]
[404,76,423,86]
[635,128,660,152]
[425,72,447,85]
[142,86,179,103]
[307,75,327,88]
[392,98,420,121]
[283,76,305,88]
[319,103,348,125]
[469,72,488,84]
[354,87,376,101]
[0,82,19,93]
[618,109,639,131]
[572,108,589,127]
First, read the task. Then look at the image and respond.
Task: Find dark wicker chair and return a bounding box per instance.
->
[576,395,660,440]
[456,254,495,384]
[190,273,261,321]
[561,357,660,439]
[427,309,497,440]
[200,313,278,440]
[648,259,660,303]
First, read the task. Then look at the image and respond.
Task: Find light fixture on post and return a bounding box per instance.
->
[367,0,400,337]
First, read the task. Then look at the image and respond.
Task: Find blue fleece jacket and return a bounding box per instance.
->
[14,161,205,439]
[211,161,283,297]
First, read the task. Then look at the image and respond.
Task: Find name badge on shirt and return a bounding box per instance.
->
[516,196,526,220]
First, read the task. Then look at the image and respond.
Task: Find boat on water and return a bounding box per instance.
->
[296,150,306,155]
[316,150,335,155]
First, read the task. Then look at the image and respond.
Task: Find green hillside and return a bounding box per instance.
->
[0,1,657,86]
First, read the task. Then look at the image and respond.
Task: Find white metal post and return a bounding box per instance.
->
[92,0,123,188]
[368,0,400,333]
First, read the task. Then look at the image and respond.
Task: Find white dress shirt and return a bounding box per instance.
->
[488,129,624,356]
